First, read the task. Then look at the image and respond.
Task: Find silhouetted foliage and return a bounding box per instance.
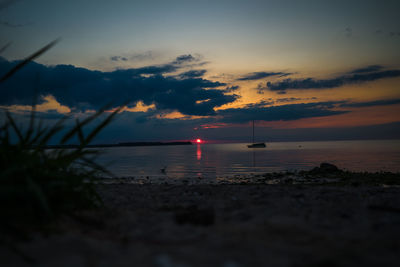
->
[0,40,122,230]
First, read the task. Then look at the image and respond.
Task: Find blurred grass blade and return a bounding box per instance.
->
[0,37,118,256]
[38,116,67,146]
[60,105,111,144]
[5,111,23,142]
[75,119,85,145]
[0,239,36,264]
[81,156,114,178]
[27,127,47,147]
[26,176,52,218]
[84,106,123,145]
[25,74,40,141]
[0,42,11,54]
[0,38,59,83]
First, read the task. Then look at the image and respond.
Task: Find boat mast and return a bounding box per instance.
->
[252,120,255,143]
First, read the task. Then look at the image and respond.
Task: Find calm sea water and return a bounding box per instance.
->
[94,140,400,179]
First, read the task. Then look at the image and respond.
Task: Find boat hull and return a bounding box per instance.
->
[247,143,266,148]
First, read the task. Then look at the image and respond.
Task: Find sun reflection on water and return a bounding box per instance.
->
[196,143,202,160]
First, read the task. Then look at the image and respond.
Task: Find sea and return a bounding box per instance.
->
[93,140,400,179]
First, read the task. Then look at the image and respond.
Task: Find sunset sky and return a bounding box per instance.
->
[1,0,400,143]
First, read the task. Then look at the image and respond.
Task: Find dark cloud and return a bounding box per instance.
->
[131,64,178,75]
[264,66,400,92]
[242,100,274,108]
[216,101,347,124]
[340,98,400,108]
[150,80,235,116]
[109,51,154,62]
[110,54,201,76]
[178,69,206,79]
[276,97,302,103]
[129,51,154,61]
[217,98,400,124]
[237,71,291,81]
[0,56,235,116]
[130,99,350,131]
[350,65,383,74]
[173,54,196,64]
[256,82,268,94]
[223,85,240,92]
[267,78,342,91]
[212,98,400,125]
[110,56,128,62]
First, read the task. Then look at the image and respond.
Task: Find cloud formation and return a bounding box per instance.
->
[109,51,154,62]
[223,85,240,92]
[196,97,400,125]
[264,66,400,92]
[340,98,400,108]
[237,71,291,81]
[275,97,302,103]
[173,54,197,64]
[0,55,236,116]
[215,101,347,124]
[110,56,128,62]
[178,69,207,79]
[350,65,383,74]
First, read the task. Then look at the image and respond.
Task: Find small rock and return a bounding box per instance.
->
[310,163,342,175]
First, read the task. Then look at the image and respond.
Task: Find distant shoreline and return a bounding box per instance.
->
[43,141,192,149]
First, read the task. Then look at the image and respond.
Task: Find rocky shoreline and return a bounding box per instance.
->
[95,163,400,187]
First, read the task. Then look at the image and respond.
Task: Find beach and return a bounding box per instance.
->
[2,169,400,267]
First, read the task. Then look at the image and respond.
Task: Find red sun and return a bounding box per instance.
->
[196,138,202,143]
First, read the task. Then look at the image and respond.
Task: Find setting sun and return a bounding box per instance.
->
[196,138,202,143]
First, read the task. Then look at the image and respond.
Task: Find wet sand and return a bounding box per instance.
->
[2,178,400,267]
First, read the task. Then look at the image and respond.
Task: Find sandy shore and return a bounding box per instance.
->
[2,171,400,266]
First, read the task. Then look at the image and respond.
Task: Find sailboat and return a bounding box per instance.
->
[247,120,266,148]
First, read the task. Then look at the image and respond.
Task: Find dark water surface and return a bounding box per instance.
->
[95,140,400,178]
